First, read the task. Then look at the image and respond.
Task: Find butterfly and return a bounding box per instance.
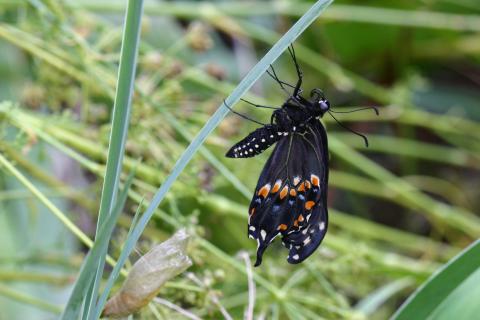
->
[225,46,376,266]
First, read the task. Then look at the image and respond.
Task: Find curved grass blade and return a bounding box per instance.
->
[391,239,480,320]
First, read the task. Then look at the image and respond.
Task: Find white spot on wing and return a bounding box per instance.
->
[293,176,301,186]
[261,139,265,142]
[303,237,311,245]
[320,222,325,230]
[260,229,267,240]
[249,226,256,232]
[292,254,300,260]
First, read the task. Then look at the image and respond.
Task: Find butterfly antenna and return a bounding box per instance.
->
[328,111,369,147]
[223,100,266,126]
[330,106,379,115]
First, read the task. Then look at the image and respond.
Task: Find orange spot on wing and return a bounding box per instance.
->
[277,224,288,231]
[305,181,311,189]
[271,180,281,193]
[294,219,299,227]
[305,201,315,210]
[279,186,289,199]
[311,174,320,187]
[257,184,271,198]
[298,214,304,222]
[289,189,297,197]
[297,182,306,192]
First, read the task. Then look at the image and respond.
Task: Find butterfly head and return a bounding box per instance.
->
[310,88,330,116]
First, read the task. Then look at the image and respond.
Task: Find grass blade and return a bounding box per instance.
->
[83,0,144,318]
[392,239,480,320]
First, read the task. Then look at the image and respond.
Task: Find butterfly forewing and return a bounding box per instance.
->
[248,120,329,266]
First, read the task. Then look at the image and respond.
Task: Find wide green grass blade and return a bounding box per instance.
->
[392,239,480,320]
[97,0,334,307]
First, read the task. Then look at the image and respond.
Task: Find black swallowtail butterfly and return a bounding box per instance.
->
[226,46,374,266]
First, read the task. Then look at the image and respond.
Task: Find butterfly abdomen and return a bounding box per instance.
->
[225,124,290,158]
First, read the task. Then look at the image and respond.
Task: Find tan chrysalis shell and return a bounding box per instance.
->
[102,229,192,318]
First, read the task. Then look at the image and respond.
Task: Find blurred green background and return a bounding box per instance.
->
[0,0,479,319]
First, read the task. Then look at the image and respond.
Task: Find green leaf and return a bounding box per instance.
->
[392,239,480,320]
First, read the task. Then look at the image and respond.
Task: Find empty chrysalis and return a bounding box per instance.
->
[102,229,192,318]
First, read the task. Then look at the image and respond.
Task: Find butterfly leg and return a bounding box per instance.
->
[288,45,303,97]
[266,64,296,95]
[240,98,279,110]
[222,99,266,126]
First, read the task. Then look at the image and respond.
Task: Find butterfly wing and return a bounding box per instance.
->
[226,124,289,158]
[247,120,329,266]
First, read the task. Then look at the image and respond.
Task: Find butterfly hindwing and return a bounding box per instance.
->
[248,120,329,266]
[226,124,289,158]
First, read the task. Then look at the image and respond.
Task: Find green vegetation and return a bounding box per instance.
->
[0,0,479,319]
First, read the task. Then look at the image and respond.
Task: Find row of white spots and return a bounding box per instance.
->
[234,139,272,156]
